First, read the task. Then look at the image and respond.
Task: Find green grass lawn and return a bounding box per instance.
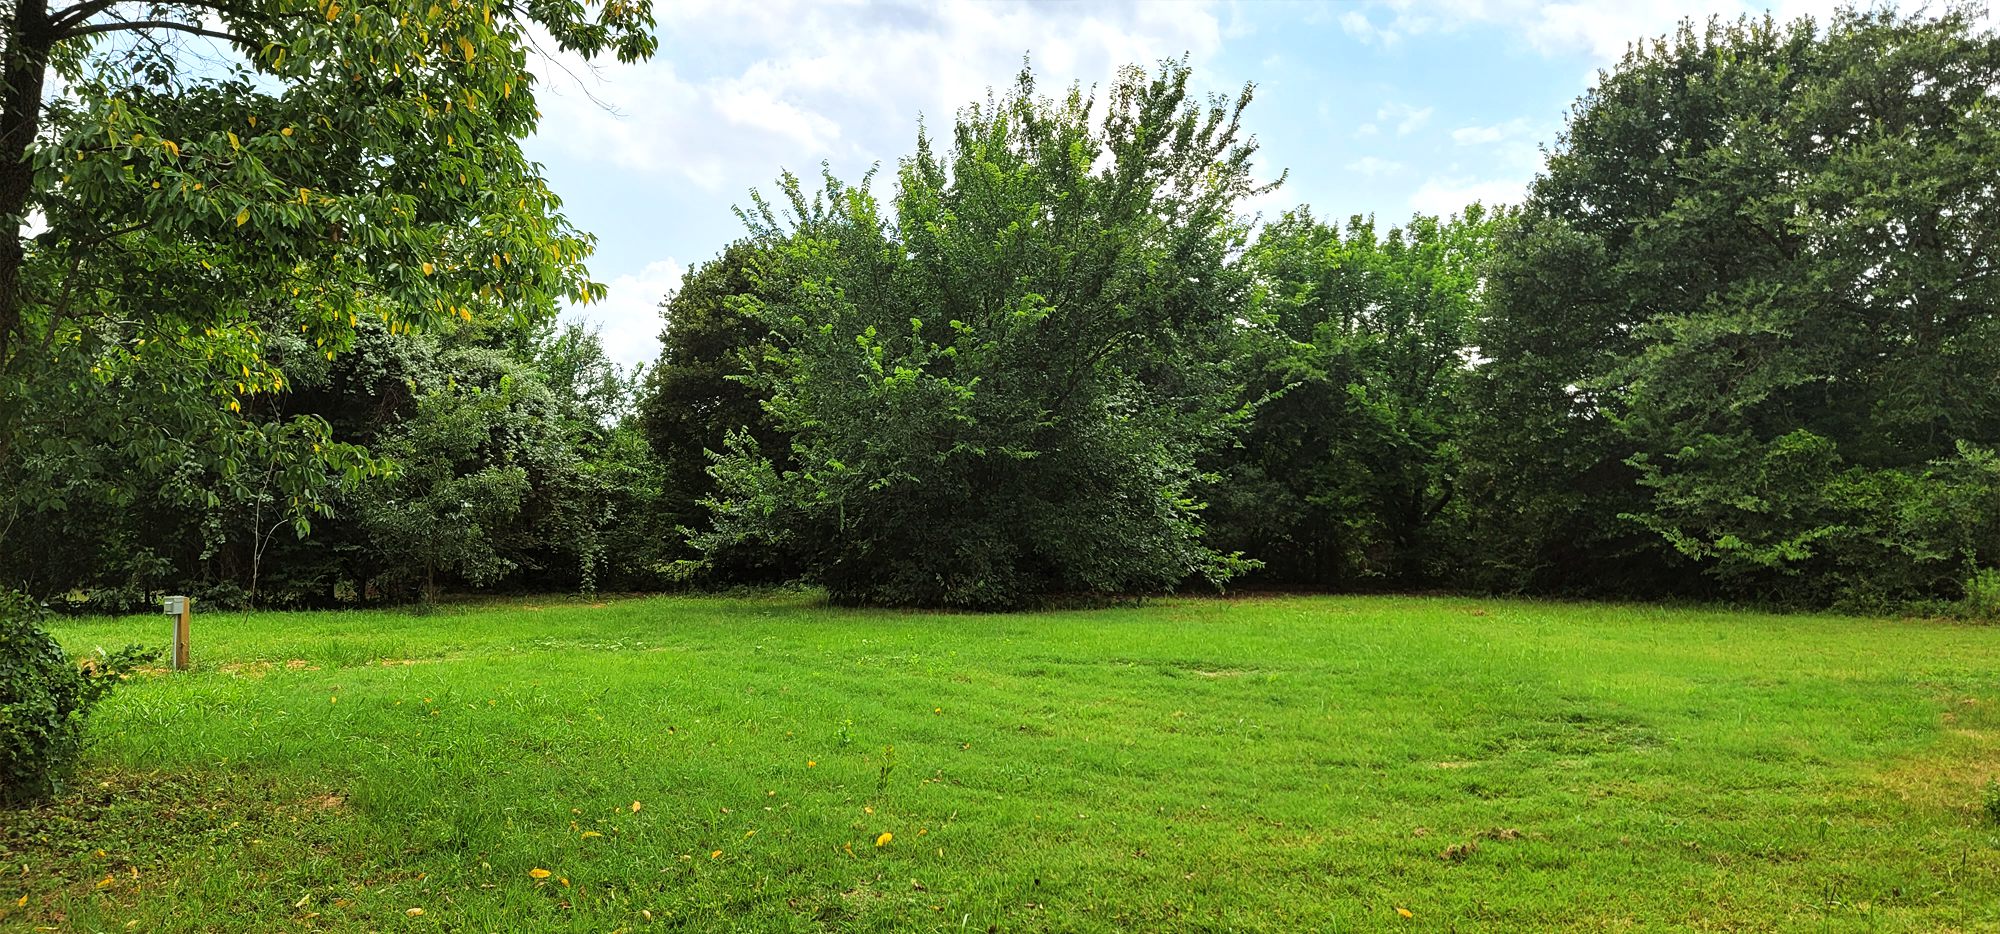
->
[4,593,1998,931]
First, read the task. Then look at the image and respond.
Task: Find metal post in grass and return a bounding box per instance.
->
[162,595,191,670]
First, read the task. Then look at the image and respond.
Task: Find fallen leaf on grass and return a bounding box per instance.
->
[406,907,423,916]
[1397,907,1414,918]
[875,832,893,847]
[528,868,551,879]
[631,801,642,813]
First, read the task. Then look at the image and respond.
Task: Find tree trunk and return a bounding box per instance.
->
[0,0,52,505]
[0,0,50,368]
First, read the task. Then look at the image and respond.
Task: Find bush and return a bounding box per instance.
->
[1960,569,2000,622]
[0,591,155,805]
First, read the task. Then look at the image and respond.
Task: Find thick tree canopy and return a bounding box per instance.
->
[1469,6,2000,607]
[0,0,655,551]
[691,61,1274,609]
[634,240,796,581]
[10,5,2000,620]
[1206,206,1500,589]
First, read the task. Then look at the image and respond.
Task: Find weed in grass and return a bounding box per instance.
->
[876,744,897,796]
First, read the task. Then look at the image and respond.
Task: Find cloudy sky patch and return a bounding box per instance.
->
[527,0,1912,369]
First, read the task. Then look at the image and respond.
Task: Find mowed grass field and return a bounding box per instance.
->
[4,594,1998,932]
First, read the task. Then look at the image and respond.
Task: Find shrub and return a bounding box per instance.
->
[0,591,155,805]
[1960,569,2000,622]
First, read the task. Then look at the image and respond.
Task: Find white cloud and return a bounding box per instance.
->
[1346,0,1890,64]
[1410,175,1530,215]
[561,257,686,371]
[529,0,1231,371]
[527,0,1226,191]
[1450,116,1538,145]
[1451,125,1504,145]
[1339,10,1402,46]
[1345,155,1405,177]
[1377,101,1433,136]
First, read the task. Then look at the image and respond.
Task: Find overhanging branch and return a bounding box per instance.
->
[59,18,249,44]
[48,0,120,32]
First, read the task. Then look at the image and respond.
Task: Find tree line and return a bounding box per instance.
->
[6,6,1999,619]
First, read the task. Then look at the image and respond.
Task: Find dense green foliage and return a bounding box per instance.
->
[0,0,655,555]
[688,63,1272,608]
[0,0,663,609]
[634,241,795,581]
[1,320,668,608]
[9,594,1999,928]
[0,592,150,803]
[634,8,2000,612]
[1469,7,2000,609]
[7,7,2000,616]
[1205,207,1501,589]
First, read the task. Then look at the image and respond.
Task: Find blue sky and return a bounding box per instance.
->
[522,0,1891,370]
